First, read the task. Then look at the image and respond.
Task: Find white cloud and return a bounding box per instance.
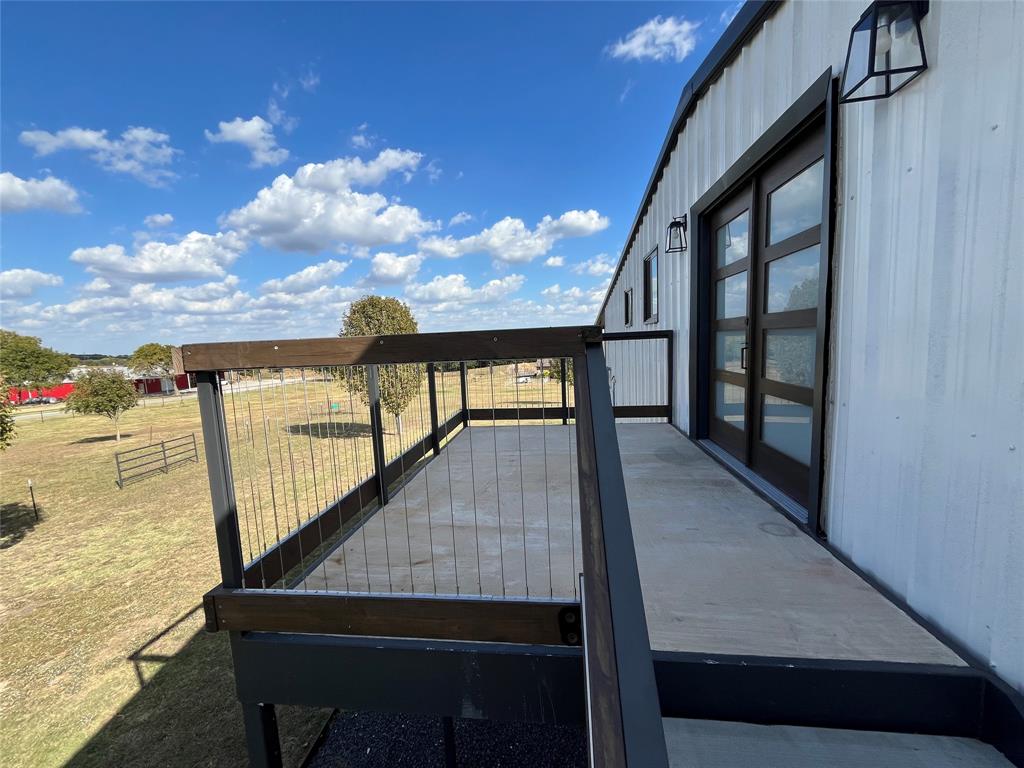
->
[541,284,561,297]
[70,230,246,282]
[369,252,424,284]
[82,277,113,293]
[572,253,617,277]
[619,79,636,104]
[0,268,63,298]
[419,209,609,264]
[299,70,320,93]
[425,159,442,183]
[405,273,525,307]
[0,172,82,213]
[259,259,349,293]
[544,255,565,267]
[221,148,437,253]
[144,212,174,228]
[267,98,299,134]
[19,126,180,186]
[350,123,376,150]
[607,16,700,63]
[205,116,289,168]
[448,211,473,227]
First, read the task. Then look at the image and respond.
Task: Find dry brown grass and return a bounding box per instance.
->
[0,363,571,766]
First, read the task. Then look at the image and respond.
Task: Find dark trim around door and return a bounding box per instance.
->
[689,67,836,536]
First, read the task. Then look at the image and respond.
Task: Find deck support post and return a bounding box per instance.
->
[561,357,570,425]
[367,364,389,505]
[460,362,469,426]
[241,702,282,768]
[427,362,441,455]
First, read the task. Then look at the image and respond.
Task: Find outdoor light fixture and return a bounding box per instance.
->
[840,0,928,103]
[666,215,687,253]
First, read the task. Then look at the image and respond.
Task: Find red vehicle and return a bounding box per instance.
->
[7,383,75,404]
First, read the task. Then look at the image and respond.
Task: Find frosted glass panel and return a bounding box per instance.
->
[762,395,812,464]
[714,382,745,429]
[766,246,819,313]
[765,329,815,387]
[716,211,749,267]
[768,159,823,244]
[715,331,745,373]
[715,272,747,319]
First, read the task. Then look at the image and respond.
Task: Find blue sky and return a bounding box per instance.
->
[1,1,740,354]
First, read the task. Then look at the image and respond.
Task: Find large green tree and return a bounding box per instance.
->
[64,369,139,441]
[130,343,174,377]
[339,295,423,429]
[0,330,74,396]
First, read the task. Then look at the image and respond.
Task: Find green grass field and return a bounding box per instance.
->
[0,364,570,766]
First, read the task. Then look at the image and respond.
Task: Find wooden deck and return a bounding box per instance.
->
[304,423,963,666]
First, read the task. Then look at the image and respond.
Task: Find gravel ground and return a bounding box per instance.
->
[305,711,586,768]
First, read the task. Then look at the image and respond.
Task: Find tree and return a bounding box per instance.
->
[550,358,574,385]
[64,369,139,441]
[0,377,15,451]
[0,330,74,397]
[130,343,174,377]
[339,296,423,429]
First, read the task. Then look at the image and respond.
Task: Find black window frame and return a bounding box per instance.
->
[623,288,633,327]
[643,246,659,324]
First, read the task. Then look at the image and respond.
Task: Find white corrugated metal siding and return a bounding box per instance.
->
[601,0,1024,692]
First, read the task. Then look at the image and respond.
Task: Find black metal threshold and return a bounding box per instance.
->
[694,437,809,525]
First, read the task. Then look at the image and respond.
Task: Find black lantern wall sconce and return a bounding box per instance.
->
[840,1,929,104]
[665,215,687,253]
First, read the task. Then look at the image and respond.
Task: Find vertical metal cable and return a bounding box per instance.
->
[514,363,528,597]
[439,365,459,595]
[489,362,505,596]
[227,375,257,573]
[322,370,350,592]
[256,371,288,583]
[415,370,437,593]
[464,365,482,594]
[299,369,330,588]
[277,370,307,591]
[394,369,416,593]
[567,369,577,599]
[346,369,372,593]
[245,401,270,587]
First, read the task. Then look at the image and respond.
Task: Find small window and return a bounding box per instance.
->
[623,289,633,327]
[643,248,658,322]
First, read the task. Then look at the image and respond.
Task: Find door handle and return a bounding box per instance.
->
[740,346,749,370]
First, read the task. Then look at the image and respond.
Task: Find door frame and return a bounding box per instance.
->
[688,68,837,536]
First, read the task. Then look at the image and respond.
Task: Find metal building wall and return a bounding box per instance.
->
[601,0,1024,692]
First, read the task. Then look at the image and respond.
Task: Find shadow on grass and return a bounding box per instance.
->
[64,610,325,768]
[286,422,372,439]
[0,502,41,549]
[71,434,133,445]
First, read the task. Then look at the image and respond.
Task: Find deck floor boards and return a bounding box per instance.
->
[306,423,962,666]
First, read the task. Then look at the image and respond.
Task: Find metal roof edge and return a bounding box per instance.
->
[596,0,784,324]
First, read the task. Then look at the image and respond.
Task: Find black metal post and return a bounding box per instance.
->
[573,342,668,768]
[197,370,283,767]
[561,357,569,425]
[442,716,457,767]
[459,362,469,426]
[367,364,389,505]
[427,363,441,456]
[241,701,282,768]
[27,479,38,520]
[160,440,169,474]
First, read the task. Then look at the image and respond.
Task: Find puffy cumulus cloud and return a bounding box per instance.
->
[70,231,246,282]
[205,116,289,168]
[0,172,82,213]
[537,280,611,317]
[350,122,376,150]
[220,149,437,253]
[571,253,617,277]
[368,252,423,284]
[405,273,525,308]
[419,209,609,264]
[544,255,564,267]
[19,126,180,186]
[259,259,349,293]
[0,268,63,298]
[144,212,174,228]
[607,16,700,63]
[448,211,473,227]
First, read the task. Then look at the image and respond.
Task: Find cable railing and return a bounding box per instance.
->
[183,326,668,768]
